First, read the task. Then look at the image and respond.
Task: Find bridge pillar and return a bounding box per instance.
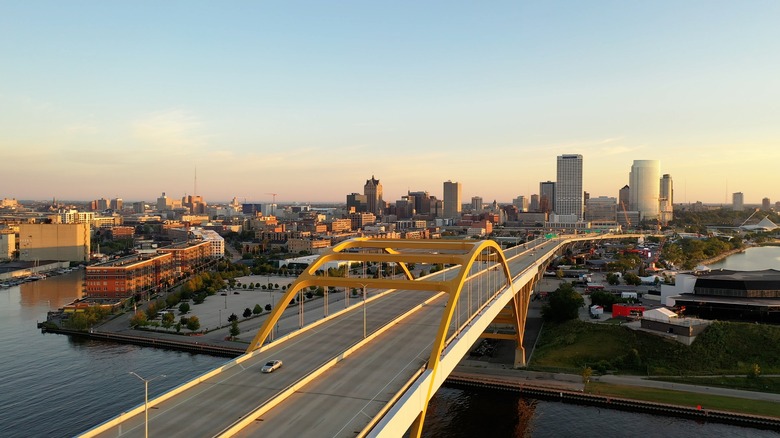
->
[514,347,526,368]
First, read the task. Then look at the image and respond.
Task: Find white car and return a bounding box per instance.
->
[261,360,283,373]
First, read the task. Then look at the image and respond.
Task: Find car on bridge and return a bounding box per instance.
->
[261,360,283,373]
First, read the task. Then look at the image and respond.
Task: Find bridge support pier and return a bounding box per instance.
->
[514,346,526,368]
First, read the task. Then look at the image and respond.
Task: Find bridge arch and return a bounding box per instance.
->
[245,238,518,436]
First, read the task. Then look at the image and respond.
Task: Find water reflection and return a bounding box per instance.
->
[18,270,83,309]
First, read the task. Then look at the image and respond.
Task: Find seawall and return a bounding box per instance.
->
[446,372,780,432]
[43,327,244,357]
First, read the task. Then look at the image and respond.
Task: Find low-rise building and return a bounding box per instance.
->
[85,253,174,299]
[287,238,331,254]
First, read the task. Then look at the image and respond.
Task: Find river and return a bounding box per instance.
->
[2,248,779,437]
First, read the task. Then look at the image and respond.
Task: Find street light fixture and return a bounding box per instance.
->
[359,283,368,339]
[129,372,166,438]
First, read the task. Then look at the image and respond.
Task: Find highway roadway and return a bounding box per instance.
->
[86,238,559,438]
[234,240,555,436]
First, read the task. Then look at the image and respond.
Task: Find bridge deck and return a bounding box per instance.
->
[83,235,632,437]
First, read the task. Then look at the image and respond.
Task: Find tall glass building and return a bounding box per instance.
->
[555,154,583,220]
[629,160,661,221]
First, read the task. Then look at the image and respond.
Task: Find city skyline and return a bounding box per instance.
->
[2,2,779,204]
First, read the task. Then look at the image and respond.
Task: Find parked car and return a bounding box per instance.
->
[261,360,283,373]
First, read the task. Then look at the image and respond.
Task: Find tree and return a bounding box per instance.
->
[623,273,642,286]
[162,312,175,329]
[541,283,584,322]
[228,313,238,322]
[243,308,252,318]
[253,304,263,315]
[129,311,148,327]
[581,367,592,385]
[590,290,621,312]
[179,302,190,314]
[606,273,620,285]
[186,315,200,332]
[747,363,761,379]
[265,304,272,311]
[229,320,240,340]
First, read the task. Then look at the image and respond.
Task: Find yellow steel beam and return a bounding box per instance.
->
[246,238,477,353]
[409,239,514,438]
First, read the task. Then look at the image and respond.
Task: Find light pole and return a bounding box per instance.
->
[219,309,222,328]
[129,372,166,438]
[359,283,368,338]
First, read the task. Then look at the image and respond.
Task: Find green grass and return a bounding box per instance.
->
[587,382,780,418]
[530,319,780,376]
[651,376,780,394]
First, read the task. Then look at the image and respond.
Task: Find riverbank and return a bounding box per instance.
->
[697,246,751,266]
[41,326,244,357]
[447,370,780,431]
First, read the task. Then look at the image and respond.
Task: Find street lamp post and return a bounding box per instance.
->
[129,372,166,438]
[359,283,368,339]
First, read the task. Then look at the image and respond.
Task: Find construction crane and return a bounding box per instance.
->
[265,193,278,216]
[620,201,631,229]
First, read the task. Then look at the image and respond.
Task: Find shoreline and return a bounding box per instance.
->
[446,371,780,432]
[42,327,244,357]
[697,246,751,266]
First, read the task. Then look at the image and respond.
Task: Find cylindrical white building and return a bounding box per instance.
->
[629,160,661,221]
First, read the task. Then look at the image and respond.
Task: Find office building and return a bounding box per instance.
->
[443,180,462,219]
[529,194,540,212]
[513,196,528,212]
[0,230,15,260]
[364,176,383,216]
[555,154,583,220]
[732,192,744,211]
[585,196,617,222]
[110,198,123,211]
[763,198,771,211]
[471,196,483,212]
[629,160,661,221]
[157,192,173,211]
[346,193,368,213]
[18,223,90,262]
[539,181,555,214]
[618,185,630,211]
[659,174,674,225]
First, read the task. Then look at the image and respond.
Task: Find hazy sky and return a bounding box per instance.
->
[2,1,779,205]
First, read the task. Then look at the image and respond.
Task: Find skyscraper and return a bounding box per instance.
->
[659,174,674,225]
[443,180,461,219]
[762,197,771,211]
[555,154,583,219]
[363,176,383,215]
[471,196,483,212]
[529,194,540,212]
[732,192,744,211]
[539,181,555,214]
[629,160,661,221]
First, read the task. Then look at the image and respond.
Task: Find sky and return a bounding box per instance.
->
[1,1,779,205]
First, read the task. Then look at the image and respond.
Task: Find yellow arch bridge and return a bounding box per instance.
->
[81,234,650,438]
